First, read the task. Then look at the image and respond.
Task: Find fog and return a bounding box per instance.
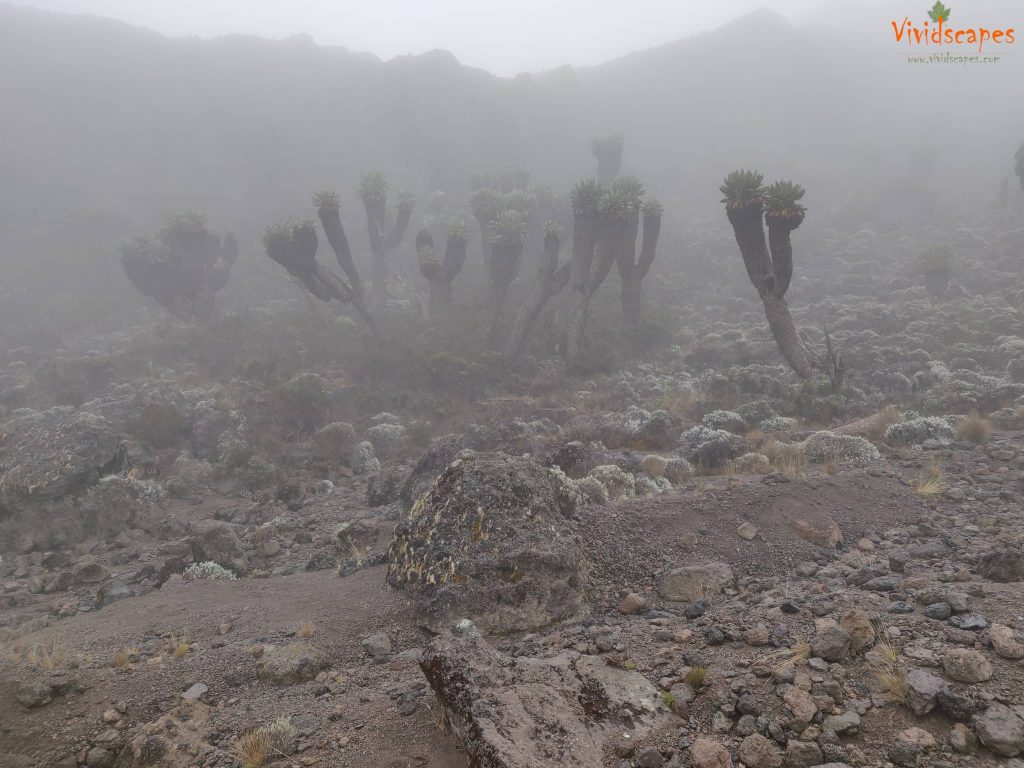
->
[2,2,1024,764]
[14,0,832,73]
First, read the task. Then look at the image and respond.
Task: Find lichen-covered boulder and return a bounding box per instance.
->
[387,452,586,634]
[398,433,465,512]
[0,410,119,511]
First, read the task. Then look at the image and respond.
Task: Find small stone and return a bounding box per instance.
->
[973,702,1024,757]
[949,613,988,631]
[905,669,944,716]
[361,632,392,660]
[691,738,733,768]
[942,648,993,683]
[784,686,818,729]
[744,625,771,647]
[812,625,851,662]
[839,609,876,654]
[924,602,953,620]
[823,710,860,736]
[85,747,114,768]
[990,624,1024,660]
[181,683,207,701]
[737,522,759,541]
[636,747,665,768]
[783,740,822,768]
[618,592,648,615]
[949,722,975,754]
[899,727,936,750]
[738,733,782,768]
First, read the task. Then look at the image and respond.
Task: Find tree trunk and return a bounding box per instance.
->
[508,263,570,359]
[428,281,453,337]
[318,206,363,299]
[620,276,642,327]
[727,205,772,294]
[761,292,812,379]
[766,224,793,296]
[487,242,523,346]
[565,214,602,362]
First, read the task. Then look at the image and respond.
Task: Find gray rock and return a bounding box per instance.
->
[658,562,735,602]
[822,711,860,736]
[905,669,944,716]
[189,519,248,574]
[181,683,207,701]
[784,741,823,768]
[420,629,675,767]
[924,602,952,620]
[977,551,1024,583]
[361,632,392,661]
[256,643,326,686]
[942,648,993,683]
[812,626,852,662]
[973,703,1024,757]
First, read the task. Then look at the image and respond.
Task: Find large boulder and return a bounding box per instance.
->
[387,452,586,634]
[189,519,248,574]
[420,625,675,768]
[0,410,119,510]
[398,433,465,512]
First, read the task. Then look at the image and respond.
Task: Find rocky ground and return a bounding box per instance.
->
[2,217,1024,768]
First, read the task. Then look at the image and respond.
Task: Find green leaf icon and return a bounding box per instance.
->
[928,1,951,22]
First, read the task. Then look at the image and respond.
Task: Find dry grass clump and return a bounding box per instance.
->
[956,412,993,444]
[296,620,316,639]
[783,640,812,667]
[875,667,909,704]
[914,462,948,496]
[764,441,806,480]
[865,405,904,441]
[237,729,271,768]
[685,665,709,688]
[113,646,140,668]
[22,639,66,670]
[169,635,191,658]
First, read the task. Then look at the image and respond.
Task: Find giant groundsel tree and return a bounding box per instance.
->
[119,212,237,324]
[721,170,813,379]
[358,172,415,309]
[417,219,468,338]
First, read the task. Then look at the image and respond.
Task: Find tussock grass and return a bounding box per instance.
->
[237,730,271,768]
[685,665,709,688]
[875,667,909,704]
[956,412,992,444]
[914,462,948,496]
[865,405,904,441]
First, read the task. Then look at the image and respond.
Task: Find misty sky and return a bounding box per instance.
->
[14,0,828,73]
[12,0,1022,73]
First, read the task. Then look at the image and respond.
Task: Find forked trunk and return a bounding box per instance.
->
[318,206,363,299]
[565,212,602,362]
[726,205,772,294]
[428,281,454,337]
[620,207,662,326]
[508,232,568,359]
[620,276,642,327]
[766,221,794,297]
[487,242,523,346]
